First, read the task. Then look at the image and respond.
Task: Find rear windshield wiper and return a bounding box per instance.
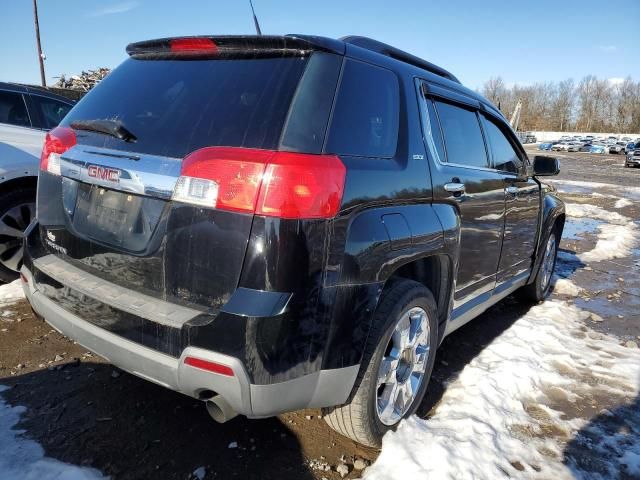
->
[70,119,137,143]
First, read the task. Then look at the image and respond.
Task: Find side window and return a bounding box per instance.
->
[433,100,488,168]
[481,114,522,173]
[31,96,72,129]
[0,91,30,127]
[326,59,399,158]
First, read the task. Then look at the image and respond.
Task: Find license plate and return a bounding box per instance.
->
[89,189,133,233]
[93,204,129,233]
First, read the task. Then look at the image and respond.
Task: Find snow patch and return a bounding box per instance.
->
[565,203,628,225]
[564,203,638,263]
[549,180,640,201]
[364,301,640,480]
[614,198,633,209]
[580,224,638,263]
[552,277,582,297]
[0,385,107,479]
[0,280,24,308]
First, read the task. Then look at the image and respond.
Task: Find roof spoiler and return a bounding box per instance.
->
[126,35,345,58]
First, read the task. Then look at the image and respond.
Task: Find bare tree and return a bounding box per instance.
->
[576,75,598,131]
[482,77,506,107]
[479,75,639,133]
[552,79,575,131]
[614,77,636,132]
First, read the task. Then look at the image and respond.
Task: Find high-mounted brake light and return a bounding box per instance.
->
[40,126,76,176]
[170,38,218,53]
[172,147,346,219]
[184,357,234,377]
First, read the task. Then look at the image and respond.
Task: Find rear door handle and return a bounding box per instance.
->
[505,186,519,195]
[444,182,465,193]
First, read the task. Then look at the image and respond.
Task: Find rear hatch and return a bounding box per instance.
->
[32,36,344,351]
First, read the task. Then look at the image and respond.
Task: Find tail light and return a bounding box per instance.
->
[172,147,346,219]
[40,126,76,176]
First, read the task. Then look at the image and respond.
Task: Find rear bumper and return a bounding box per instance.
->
[21,265,358,417]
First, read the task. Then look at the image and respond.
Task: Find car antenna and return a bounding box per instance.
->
[249,0,262,35]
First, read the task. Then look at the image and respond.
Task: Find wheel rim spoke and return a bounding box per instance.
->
[377,355,399,386]
[393,313,411,350]
[400,380,414,408]
[0,221,24,239]
[2,245,23,272]
[378,382,399,424]
[0,239,20,256]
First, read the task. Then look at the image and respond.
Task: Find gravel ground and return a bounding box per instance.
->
[0,147,638,479]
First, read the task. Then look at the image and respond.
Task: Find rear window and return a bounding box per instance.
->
[63,56,309,158]
[325,59,399,158]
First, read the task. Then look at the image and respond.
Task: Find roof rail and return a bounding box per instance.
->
[340,36,461,84]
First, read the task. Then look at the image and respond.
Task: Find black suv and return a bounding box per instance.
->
[22,35,564,447]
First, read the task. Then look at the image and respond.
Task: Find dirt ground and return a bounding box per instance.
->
[0,147,638,479]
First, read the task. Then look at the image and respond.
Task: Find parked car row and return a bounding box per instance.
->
[538,136,639,156]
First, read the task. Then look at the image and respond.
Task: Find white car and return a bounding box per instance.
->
[0,82,73,282]
[609,142,626,154]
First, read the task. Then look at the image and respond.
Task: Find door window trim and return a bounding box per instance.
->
[27,92,74,130]
[416,78,533,176]
[416,78,497,173]
[0,90,33,128]
[479,110,529,174]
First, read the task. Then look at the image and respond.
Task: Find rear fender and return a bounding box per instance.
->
[320,203,460,369]
[335,204,458,285]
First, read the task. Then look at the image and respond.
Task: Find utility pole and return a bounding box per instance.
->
[33,0,46,87]
[249,0,262,35]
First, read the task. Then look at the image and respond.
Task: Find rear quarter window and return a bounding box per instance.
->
[325,59,399,158]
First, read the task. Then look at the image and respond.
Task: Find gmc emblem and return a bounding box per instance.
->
[88,165,120,183]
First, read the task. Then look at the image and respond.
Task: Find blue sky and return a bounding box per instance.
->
[2,0,639,89]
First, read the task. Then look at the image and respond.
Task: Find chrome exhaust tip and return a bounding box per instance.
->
[206,395,238,423]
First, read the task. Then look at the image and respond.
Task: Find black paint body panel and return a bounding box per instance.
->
[25,35,565,391]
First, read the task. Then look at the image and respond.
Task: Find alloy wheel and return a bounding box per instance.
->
[0,202,35,273]
[376,306,431,426]
[541,234,557,293]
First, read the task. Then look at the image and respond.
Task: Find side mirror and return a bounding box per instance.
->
[532,155,560,176]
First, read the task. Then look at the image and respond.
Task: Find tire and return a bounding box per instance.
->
[0,187,36,283]
[519,228,558,303]
[322,279,438,447]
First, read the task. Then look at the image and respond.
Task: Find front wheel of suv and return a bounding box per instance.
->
[519,229,559,303]
[322,279,438,447]
[0,188,36,283]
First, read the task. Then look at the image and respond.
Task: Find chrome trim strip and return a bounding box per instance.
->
[60,145,182,199]
[33,254,201,328]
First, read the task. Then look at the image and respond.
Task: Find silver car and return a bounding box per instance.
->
[0,82,73,282]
